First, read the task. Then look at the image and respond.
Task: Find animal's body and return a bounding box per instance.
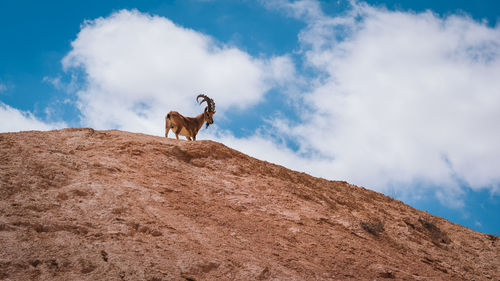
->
[165,95,215,141]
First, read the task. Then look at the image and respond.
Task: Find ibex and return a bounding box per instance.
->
[165,94,216,141]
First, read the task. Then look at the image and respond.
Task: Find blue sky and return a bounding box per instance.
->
[1,0,499,235]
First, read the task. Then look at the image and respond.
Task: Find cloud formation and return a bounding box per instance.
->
[265,1,500,206]
[63,9,294,135]
[0,103,66,133]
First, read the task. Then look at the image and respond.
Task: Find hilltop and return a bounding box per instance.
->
[0,128,498,280]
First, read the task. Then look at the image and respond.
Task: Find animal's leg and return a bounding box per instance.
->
[175,127,182,140]
[189,129,196,141]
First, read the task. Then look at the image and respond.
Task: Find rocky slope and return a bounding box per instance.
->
[0,128,498,280]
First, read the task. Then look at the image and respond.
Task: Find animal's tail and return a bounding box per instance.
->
[165,114,171,138]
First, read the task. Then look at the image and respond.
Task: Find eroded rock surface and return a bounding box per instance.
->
[0,129,498,280]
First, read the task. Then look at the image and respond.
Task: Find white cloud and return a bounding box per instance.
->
[63,9,293,136]
[0,103,66,133]
[58,3,500,208]
[43,75,79,93]
[264,1,500,206]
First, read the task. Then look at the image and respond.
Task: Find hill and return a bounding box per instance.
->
[0,128,498,280]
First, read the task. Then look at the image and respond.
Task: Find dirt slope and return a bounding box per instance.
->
[0,128,498,281]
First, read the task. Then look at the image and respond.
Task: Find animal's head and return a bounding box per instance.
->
[197,94,216,127]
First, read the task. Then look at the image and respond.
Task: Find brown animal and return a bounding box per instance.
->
[165,94,216,141]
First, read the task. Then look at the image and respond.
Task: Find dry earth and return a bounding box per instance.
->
[0,128,498,280]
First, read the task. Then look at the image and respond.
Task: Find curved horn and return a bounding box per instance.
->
[196,94,215,113]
